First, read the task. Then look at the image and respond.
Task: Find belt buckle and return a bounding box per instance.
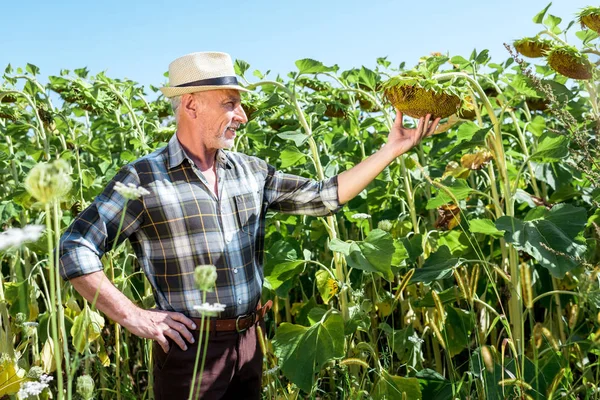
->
[235,310,256,333]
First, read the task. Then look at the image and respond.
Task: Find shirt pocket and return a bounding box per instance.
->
[234,191,260,235]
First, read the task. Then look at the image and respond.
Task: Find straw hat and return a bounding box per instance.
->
[160,52,249,98]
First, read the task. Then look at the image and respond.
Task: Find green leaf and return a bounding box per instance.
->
[450,56,470,68]
[527,115,546,137]
[277,131,309,147]
[544,14,562,32]
[373,371,422,400]
[279,146,307,168]
[25,63,40,76]
[496,204,587,278]
[330,230,395,279]
[412,246,461,283]
[444,306,474,357]
[469,218,505,238]
[392,240,408,266]
[426,178,471,209]
[234,59,250,76]
[530,132,569,162]
[533,3,552,24]
[358,67,378,91]
[400,234,423,263]
[273,311,345,392]
[295,59,335,75]
[264,261,305,291]
[315,270,336,303]
[71,304,105,354]
[576,29,599,45]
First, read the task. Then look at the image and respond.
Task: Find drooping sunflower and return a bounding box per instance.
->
[382,56,469,119]
[514,37,553,58]
[579,6,600,33]
[546,45,594,80]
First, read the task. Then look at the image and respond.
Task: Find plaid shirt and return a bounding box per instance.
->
[59,134,341,318]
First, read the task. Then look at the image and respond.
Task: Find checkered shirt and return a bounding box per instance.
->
[58,133,341,318]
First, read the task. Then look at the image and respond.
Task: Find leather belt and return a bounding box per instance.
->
[191,300,272,333]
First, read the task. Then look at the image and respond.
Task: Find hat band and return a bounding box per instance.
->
[175,76,239,88]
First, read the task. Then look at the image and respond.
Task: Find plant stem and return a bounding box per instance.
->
[45,203,64,399]
[190,291,207,400]
[53,202,72,400]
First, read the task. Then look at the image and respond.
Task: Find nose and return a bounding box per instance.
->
[235,104,248,124]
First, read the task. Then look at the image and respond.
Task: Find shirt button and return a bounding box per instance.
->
[233,268,238,274]
[237,298,242,305]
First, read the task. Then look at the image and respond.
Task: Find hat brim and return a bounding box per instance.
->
[160,84,250,98]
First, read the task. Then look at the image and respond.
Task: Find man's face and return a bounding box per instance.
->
[193,89,248,150]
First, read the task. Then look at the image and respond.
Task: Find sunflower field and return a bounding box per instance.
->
[2,4,600,400]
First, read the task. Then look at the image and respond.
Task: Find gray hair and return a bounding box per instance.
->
[170,95,182,123]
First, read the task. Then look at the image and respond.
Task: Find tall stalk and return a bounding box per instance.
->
[45,202,64,399]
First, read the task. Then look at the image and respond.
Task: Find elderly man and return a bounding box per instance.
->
[59,52,439,399]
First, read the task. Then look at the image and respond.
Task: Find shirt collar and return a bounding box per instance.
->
[167,133,232,170]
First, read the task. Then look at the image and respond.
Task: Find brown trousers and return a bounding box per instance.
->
[153,321,264,399]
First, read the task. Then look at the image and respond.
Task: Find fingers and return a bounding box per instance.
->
[426,117,442,137]
[166,317,195,345]
[170,312,197,330]
[164,328,188,351]
[157,334,170,353]
[393,110,405,129]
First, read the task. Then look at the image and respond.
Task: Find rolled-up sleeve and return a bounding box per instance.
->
[59,165,145,280]
[264,164,342,216]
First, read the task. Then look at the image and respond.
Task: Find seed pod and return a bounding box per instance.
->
[480,345,494,373]
[541,327,560,352]
[546,368,566,399]
[470,264,480,299]
[431,290,446,326]
[429,320,446,350]
[568,303,579,330]
[339,358,369,368]
[520,263,533,309]
[454,268,470,302]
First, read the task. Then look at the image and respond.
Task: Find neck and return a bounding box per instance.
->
[176,128,217,171]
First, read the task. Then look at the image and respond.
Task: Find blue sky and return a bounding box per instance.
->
[0,0,592,92]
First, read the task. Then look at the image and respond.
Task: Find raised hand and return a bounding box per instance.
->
[386,111,441,157]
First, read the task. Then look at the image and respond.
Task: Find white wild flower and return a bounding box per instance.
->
[113,181,150,200]
[193,302,226,316]
[351,213,371,220]
[17,374,53,399]
[0,225,44,251]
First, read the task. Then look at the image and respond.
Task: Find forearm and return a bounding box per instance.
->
[337,144,399,204]
[70,270,138,326]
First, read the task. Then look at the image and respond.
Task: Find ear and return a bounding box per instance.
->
[182,93,200,119]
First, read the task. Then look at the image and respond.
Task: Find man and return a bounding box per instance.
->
[58,52,440,399]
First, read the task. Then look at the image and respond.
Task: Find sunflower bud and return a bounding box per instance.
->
[25,159,72,204]
[76,375,95,400]
[194,265,217,292]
